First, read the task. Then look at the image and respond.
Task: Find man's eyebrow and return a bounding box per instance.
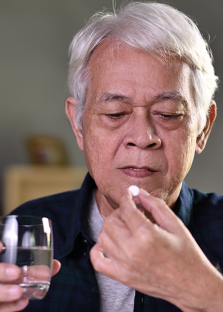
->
[99,91,189,107]
[99,92,132,103]
[154,92,188,106]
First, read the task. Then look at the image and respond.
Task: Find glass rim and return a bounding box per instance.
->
[0,215,51,221]
[0,215,52,227]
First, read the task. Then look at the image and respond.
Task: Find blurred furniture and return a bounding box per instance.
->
[3,165,88,215]
[26,135,69,166]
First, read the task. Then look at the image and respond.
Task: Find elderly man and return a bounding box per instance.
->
[1,1,222,311]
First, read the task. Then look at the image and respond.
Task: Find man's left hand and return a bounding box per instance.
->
[90,188,223,312]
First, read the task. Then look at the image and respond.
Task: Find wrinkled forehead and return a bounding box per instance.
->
[86,38,195,108]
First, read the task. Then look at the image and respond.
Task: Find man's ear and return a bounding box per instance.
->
[65,97,84,151]
[195,100,217,154]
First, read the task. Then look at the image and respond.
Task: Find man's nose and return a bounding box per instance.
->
[123,114,161,149]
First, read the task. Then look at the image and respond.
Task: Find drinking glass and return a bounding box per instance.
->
[0,215,53,300]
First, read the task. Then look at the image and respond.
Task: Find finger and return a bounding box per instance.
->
[0,298,29,312]
[97,225,121,258]
[96,206,145,264]
[52,260,61,277]
[29,265,51,280]
[0,264,21,282]
[0,284,23,302]
[138,189,183,232]
[102,207,132,238]
[90,243,105,271]
[118,189,150,234]
[90,243,118,280]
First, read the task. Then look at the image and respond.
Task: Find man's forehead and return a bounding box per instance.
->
[87,38,194,109]
[89,37,186,70]
[90,38,128,61]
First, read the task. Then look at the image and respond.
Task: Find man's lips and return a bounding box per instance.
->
[119,166,158,178]
[120,165,157,172]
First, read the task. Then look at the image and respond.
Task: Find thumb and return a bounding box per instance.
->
[52,260,61,276]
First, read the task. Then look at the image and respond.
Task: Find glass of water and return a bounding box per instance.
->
[0,215,53,300]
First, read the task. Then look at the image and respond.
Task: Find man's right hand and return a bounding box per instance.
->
[0,241,61,312]
[0,261,28,311]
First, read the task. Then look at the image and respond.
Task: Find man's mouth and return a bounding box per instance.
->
[119,166,157,177]
[128,167,155,172]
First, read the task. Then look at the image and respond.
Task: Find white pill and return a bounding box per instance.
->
[128,185,139,196]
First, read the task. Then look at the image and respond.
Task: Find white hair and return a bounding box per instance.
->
[68,1,218,132]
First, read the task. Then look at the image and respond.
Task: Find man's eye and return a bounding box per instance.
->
[160,113,182,119]
[106,113,125,119]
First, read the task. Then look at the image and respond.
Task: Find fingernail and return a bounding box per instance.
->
[128,185,139,196]
[6,266,19,277]
[9,286,21,296]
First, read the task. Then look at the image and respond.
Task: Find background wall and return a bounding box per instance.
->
[0,0,223,210]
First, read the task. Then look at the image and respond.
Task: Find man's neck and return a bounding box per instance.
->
[95,188,118,219]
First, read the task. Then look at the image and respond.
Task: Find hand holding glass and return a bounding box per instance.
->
[0,215,53,300]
